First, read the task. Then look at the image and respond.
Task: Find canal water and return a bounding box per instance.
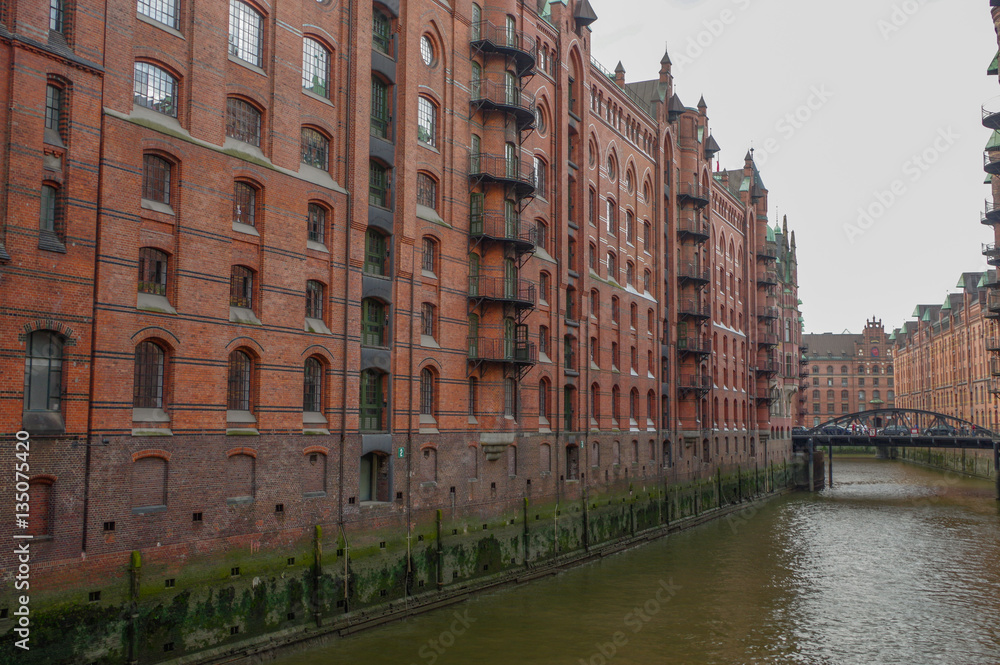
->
[275,458,1000,665]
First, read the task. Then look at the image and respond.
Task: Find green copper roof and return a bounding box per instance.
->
[697,127,705,143]
[797,299,803,305]
[766,225,776,242]
[888,331,896,340]
[990,51,999,76]
[921,310,931,322]
[986,130,1000,151]
[740,176,751,192]
[912,306,921,317]
[941,297,952,311]
[979,273,988,288]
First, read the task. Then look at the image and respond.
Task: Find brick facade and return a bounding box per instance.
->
[0,0,803,601]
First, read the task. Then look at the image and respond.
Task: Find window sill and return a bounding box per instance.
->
[302,88,333,106]
[307,240,329,253]
[416,204,449,227]
[141,198,175,217]
[303,491,327,499]
[132,428,172,437]
[132,407,170,423]
[230,306,262,326]
[38,231,66,254]
[418,141,440,154]
[132,504,167,515]
[137,292,177,315]
[420,334,440,349]
[44,127,65,149]
[306,317,332,335]
[226,428,260,436]
[232,221,260,237]
[421,269,437,280]
[227,409,256,424]
[303,411,328,425]
[227,496,255,505]
[136,12,184,39]
[228,53,266,76]
[303,428,331,435]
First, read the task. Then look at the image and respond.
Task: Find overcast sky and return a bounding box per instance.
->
[588,0,995,335]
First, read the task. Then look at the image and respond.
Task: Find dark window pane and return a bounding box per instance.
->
[227,350,253,411]
[301,127,328,169]
[307,204,326,243]
[226,98,261,146]
[142,155,171,204]
[230,265,254,309]
[133,341,165,408]
[138,247,168,295]
[233,182,256,226]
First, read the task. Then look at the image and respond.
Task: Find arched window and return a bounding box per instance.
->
[138,0,179,29]
[539,379,550,421]
[625,210,634,244]
[360,369,386,431]
[301,127,329,169]
[607,252,617,281]
[362,298,387,346]
[417,172,437,209]
[302,37,331,97]
[307,202,327,244]
[612,385,621,422]
[227,350,254,413]
[305,280,325,320]
[133,62,178,117]
[39,183,63,241]
[228,0,265,67]
[470,4,482,40]
[372,8,391,54]
[230,265,255,309]
[233,181,258,227]
[504,378,518,419]
[369,160,389,207]
[303,357,323,412]
[364,228,388,275]
[132,456,167,510]
[133,341,166,409]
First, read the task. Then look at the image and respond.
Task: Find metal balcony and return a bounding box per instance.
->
[757,306,779,320]
[984,97,1000,130]
[758,332,779,347]
[755,360,779,375]
[469,211,536,254]
[991,358,1000,377]
[985,269,1000,288]
[469,21,537,77]
[677,374,712,393]
[678,262,710,285]
[467,337,537,366]
[469,152,536,199]
[983,199,1000,226]
[470,79,535,131]
[676,216,710,241]
[756,269,778,287]
[677,298,711,320]
[677,183,710,208]
[469,275,536,310]
[988,291,1000,315]
[983,243,1000,267]
[985,151,1000,176]
[757,241,778,261]
[986,337,1000,352]
[677,337,711,355]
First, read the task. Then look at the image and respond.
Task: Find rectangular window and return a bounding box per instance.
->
[142,155,171,204]
[302,38,330,97]
[416,173,436,209]
[362,300,386,346]
[138,248,168,295]
[50,0,64,33]
[365,229,387,275]
[39,185,58,234]
[371,77,389,139]
[421,238,435,273]
[306,281,324,319]
[421,303,434,338]
[307,203,325,244]
[372,10,391,55]
[588,189,596,226]
[230,266,254,309]
[417,97,436,146]
[233,182,256,227]
[229,0,264,67]
[138,0,180,29]
[44,85,62,139]
[606,199,615,235]
[369,162,388,207]
[226,98,261,146]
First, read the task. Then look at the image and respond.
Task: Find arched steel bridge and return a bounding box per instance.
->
[792,409,997,451]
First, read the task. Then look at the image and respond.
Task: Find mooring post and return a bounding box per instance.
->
[828,444,833,489]
[994,441,999,502]
[808,438,815,493]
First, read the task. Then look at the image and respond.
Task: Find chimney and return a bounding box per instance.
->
[614,61,625,87]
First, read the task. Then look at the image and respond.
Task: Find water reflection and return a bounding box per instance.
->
[274,458,1000,665]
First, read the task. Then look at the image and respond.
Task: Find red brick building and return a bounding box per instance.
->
[802,318,896,426]
[0,0,802,612]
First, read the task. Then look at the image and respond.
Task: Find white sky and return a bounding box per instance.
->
[588,0,996,335]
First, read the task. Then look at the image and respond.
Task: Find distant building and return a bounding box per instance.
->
[802,318,896,426]
[892,274,994,429]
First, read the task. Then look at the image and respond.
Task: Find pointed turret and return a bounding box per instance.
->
[668,93,685,122]
[573,0,598,29]
[697,95,707,114]
[614,60,625,86]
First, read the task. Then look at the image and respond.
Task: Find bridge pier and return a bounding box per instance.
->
[808,439,814,493]
[828,444,833,489]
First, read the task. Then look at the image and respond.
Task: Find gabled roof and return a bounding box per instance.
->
[990,50,999,76]
[626,79,668,105]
